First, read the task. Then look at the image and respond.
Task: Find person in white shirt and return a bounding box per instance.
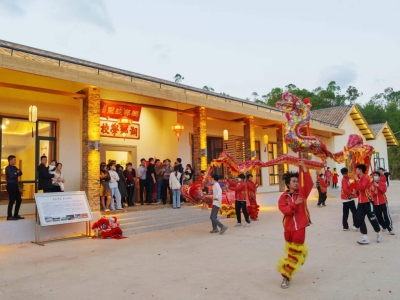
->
[107,163,123,211]
[169,165,182,209]
[210,174,228,234]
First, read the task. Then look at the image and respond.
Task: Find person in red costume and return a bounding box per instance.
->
[370,171,394,235]
[354,164,382,245]
[277,160,312,289]
[246,174,259,221]
[340,168,359,231]
[227,174,251,227]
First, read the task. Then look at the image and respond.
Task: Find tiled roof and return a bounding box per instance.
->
[369,122,399,146]
[310,106,352,127]
[369,123,385,136]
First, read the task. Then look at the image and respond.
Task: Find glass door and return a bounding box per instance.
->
[0,117,37,201]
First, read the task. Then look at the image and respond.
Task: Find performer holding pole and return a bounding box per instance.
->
[277,159,313,289]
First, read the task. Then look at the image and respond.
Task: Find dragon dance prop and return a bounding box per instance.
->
[276,91,345,163]
[274,91,375,283]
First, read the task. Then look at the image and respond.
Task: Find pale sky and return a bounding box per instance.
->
[0,0,399,104]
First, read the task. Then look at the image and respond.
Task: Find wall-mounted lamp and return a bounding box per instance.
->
[91,140,100,151]
[223,129,228,149]
[263,134,269,152]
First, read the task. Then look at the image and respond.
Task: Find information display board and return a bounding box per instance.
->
[34,191,93,227]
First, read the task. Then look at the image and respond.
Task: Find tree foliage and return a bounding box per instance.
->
[358,88,400,178]
[174,74,184,83]
[256,81,362,110]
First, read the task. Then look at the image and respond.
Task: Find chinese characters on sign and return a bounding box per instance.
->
[100,101,142,122]
[100,122,140,140]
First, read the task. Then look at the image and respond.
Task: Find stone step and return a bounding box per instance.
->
[122,215,210,236]
[117,206,210,236]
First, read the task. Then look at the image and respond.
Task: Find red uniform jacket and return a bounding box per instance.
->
[355,175,372,204]
[319,179,328,193]
[278,172,313,232]
[227,179,247,201]
[341,177,357,200]
[370,180,387,205]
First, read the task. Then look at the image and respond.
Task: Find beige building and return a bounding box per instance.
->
[0,39,396,218]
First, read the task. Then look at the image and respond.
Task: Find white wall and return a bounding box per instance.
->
[369,133,390,171]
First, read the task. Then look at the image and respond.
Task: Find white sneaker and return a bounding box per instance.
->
[352,226,359,231]
[245,223,251,227]
[377,232,383,243]
[343,228,349,231]
[357,237,369,245]
[382,228,387,232]
[281,277,290,289]
[389,231,395,235]
[235,223,242,227]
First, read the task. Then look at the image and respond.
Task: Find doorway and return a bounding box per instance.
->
[100,145,137,170]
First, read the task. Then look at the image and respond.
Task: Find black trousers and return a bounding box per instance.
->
[126,185,135,206]
[161,179,171,204]
[43,188,53,193]
[235,200,250,224]
[146,181,155,203]
[374,203,393,232]
[356,202,381,234]
[6,183,22,218]
[317,192,327,205]
[333,183,337,188]
[139,179,147,203]
[342,200,358,229]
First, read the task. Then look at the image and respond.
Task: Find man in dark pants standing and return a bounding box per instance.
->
[138,158,147,205]
[176,158,184,203]
[383,169,391,187]
[37,155,54,193]
[340,168,358,231]
[354,164,382,245]
[5,155,24,221]
[146,157,156,204]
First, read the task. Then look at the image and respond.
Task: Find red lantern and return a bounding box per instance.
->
[172,123,184,140]
[117,116,132,140]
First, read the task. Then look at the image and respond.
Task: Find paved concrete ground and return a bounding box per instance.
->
[1,181,399,300]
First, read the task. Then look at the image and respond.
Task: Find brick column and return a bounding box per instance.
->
[81,86,101,211]
[244,117,256,161]
[193,107,207,176]
[277,124,286,192]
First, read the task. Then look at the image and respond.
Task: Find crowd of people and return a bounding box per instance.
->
[99,157,193,211]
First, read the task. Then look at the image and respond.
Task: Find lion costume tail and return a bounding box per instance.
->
[277,242,308,281]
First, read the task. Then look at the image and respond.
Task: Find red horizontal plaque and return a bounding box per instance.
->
[100,121,140,140]
[100,101,142,122]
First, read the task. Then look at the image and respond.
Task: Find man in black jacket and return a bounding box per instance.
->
[5,155,24,221]
[37,156,54,193]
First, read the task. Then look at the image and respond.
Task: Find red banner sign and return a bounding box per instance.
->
[100,121,140,140]
[100,101,142,122]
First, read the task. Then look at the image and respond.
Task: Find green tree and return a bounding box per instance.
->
[174,74,184,83]
[203,86,214,91]
[255,82,362,110]
[358,87,400,178]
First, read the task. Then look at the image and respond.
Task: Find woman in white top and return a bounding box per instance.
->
[52,163,65,192]
[107,163,123,211]
[169,165,182,209]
